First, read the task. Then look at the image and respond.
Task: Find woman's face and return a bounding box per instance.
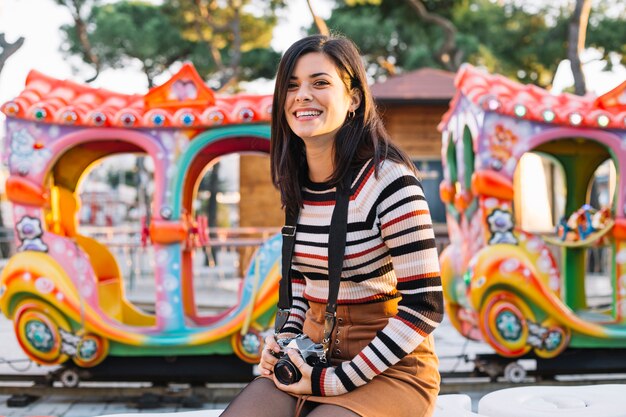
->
[284,52,358,146]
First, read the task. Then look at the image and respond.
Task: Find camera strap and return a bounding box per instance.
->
[275,170,353,357]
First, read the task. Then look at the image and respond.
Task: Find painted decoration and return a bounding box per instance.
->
[0,64,281,368]
[439,64,626,358]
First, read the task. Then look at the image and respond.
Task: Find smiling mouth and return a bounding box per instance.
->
[295,110,322,119]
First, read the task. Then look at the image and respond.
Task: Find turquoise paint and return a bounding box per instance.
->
[170,125,271,217]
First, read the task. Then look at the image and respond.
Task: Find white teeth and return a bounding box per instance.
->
[296,110,321,118]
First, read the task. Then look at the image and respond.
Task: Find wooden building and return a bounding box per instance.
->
[371,67,456,225]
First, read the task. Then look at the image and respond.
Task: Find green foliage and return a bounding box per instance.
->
[60,1,193,85]
[58,0,286,88]
[325,0,625,87]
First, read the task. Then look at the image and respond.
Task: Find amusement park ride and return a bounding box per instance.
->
[1,61,626,387]
[439,64,626,381]
[0,63,279,385]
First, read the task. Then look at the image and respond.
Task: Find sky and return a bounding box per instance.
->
[0,0,625,105]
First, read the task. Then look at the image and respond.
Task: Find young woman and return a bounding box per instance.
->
[222,34,443,417]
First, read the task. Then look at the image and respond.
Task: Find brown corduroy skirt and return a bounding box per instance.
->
[291,299,440,417]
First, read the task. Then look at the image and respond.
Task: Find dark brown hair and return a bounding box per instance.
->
[270,34,415,211]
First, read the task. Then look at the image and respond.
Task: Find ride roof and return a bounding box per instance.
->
[0,63,272,128]
[440,64,626,130]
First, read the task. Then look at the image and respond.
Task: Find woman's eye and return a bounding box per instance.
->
[287,82,298,90]
[314,80,329,87]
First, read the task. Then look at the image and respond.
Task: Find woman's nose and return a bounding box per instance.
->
[295,86,312,102]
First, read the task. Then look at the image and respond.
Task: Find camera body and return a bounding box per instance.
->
[272,334,327,385]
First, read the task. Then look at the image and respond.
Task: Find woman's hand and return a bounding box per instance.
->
[259,334,281,377]
[273,349,313,395]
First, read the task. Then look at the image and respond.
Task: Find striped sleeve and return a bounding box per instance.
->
[280,268,309,334]
[314,162,444,396]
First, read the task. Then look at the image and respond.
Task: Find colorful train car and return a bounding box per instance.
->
[439,64,626,360]
[0,63,280,376]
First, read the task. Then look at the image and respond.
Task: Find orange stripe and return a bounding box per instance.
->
[303,199,336,206]
[398,316,428,337]
[289,311,305,321]
[294,252,327,261]
[359,352,381,374]
[397,271,440,282]
[381,210,429,230]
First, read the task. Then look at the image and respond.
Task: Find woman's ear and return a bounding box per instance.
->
[349,88,362,113]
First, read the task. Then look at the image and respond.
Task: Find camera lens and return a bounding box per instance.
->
[274,358,302,385]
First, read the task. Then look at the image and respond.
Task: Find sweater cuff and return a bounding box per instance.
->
[317,366,348,396]
[311,364,326,396]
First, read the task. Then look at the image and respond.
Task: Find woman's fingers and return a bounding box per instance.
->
[259,335,280,376]
[264,335,280,354]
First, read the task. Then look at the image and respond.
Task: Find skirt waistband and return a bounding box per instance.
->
[306,298,400,326]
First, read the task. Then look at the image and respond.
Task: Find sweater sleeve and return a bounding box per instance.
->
[311,162,444,396]
[280,268,309,334]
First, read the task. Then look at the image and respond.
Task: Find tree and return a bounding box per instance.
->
[58,0,286,90]
[0,33,25,77]
[568,0,592,95]
[60,1,195,87]
[163,0,285,90]
[53,0,101,82]
[325,0,625,88]
[307,0,330,36]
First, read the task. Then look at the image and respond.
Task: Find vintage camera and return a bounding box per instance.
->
[272,334,327,385]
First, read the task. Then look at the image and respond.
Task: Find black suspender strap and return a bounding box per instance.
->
[321,173,352,348]
[275,171,353,354]
[275,206,298,333]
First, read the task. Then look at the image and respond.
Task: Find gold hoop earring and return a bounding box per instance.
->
[349,110,355,119]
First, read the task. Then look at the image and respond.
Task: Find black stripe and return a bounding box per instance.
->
[344,263,394,283]
[291,304,308,314]
[342,251,390,272]
[362,176,424,229]
[378,194,426,218]
[293,251,392,276]
[369,343,392,368]
[290,263,393,284]
[377,331,408,359]
[297,221,375,235]
[373,175,422,216]
[335,364,358,391]
[295,232,379,249]
[388,238,437,257]
[282,325,302,334]
[311,365,325,396]
[397,291,444,310]
[382,224,433,242]
[397,276,441,291]
[348,233,380,246]
[349,360,369,383]
[397,309,442,333]
[290,268,305,279]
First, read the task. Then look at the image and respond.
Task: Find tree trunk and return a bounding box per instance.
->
[0,33,25,76]
[306,0,330,36]
[404,0,462,71]
[56,0,100,82]
[568,0,591,96]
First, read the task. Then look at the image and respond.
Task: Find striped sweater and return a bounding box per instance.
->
[282,158,444,396]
